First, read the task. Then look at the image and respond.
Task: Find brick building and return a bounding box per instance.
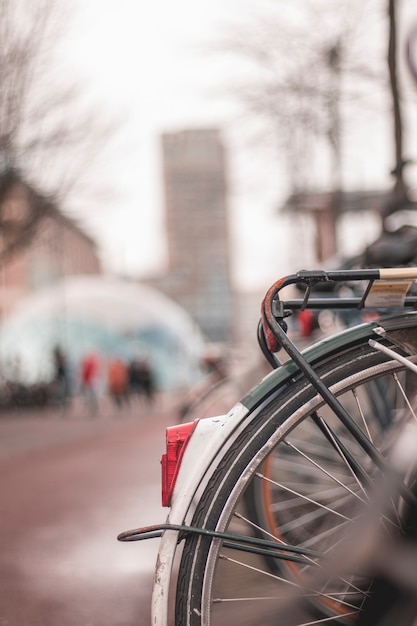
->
[0,172,101,319]
[154,128,233,344]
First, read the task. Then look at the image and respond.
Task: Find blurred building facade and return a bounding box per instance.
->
[0,173,100,319]
[152,128,234,344]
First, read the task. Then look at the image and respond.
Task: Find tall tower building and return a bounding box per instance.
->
[160,128,233,344]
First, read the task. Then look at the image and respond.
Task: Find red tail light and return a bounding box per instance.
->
[161,421,198,507]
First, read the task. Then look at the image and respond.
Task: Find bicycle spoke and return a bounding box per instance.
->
[351,387,374,443]
[217,553,363,610]
[256,473,353,522]
[283,439,369,504]
[266,456,353,481]
[290,612,359,625]
[299,517,351,550]
[393,371,417,423]
[269,485,356,512]
[308,416,371,498]
[234,512,369,598]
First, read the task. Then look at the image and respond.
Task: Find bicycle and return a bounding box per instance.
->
[118,266,417,625]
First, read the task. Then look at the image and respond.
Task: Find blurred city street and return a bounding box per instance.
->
[0,397,174,626]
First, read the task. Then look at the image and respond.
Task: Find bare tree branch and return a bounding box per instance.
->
[215,0,388,196]
[0,0,121,262]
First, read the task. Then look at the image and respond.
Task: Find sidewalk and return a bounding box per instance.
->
[0,392,178,461]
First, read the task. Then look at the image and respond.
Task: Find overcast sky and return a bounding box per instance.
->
[60,0,267,288]
[58,0,417,291]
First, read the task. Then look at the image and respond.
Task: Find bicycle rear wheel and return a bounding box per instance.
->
[175,341,417,625]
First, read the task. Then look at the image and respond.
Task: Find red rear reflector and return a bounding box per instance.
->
[161,420,198,507]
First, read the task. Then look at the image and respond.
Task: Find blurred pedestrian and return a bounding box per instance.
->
[53,345,71,408]
[80,352,100,415]
[128,356,156,407]
[138,356,156,406]
[128,357,143,400]
[108,357,129,408]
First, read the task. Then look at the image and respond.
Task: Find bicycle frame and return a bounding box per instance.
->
[119,267,417,625]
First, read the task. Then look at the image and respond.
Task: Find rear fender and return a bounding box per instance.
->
[152,403,249,625]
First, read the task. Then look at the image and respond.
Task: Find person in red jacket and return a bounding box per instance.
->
[80,352,100,415]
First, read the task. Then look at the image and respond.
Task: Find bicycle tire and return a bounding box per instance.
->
[175,340,417,625]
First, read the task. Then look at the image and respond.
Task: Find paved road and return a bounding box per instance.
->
[0,398,175,626]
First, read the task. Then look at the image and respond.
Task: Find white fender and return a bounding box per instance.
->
[151,401,249,625]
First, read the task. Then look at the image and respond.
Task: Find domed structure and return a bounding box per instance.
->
[0,276,205,389]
